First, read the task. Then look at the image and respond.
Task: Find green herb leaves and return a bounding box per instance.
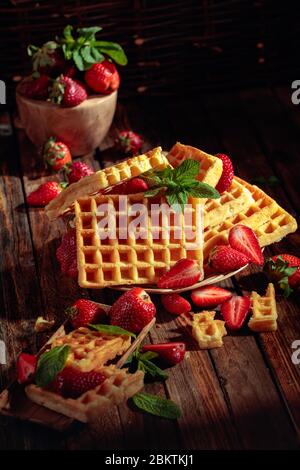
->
[89,324,136,338]
[58,25,127,71]
[143,159,220,212]
[35,345,70,387]
[132,393,181,419]
[124,347,168,381]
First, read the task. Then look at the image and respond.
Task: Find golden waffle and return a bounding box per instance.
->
[51,327,131,372]
[45,147,169,220]
[248,283,278,332]
[203,177,297,261]
[167,142,223,188]
[178,311,226,349]
[26,365,144,423]
[75,192,204,288]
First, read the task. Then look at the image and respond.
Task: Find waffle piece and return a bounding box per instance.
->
[203,177,297,261]
[204,177,254,228]
[75,192,204,288]
[45,147,168,220]
[51,327,131,372]
[26,365,144,423]
[167,142,223,188]
[248,283,278,332]
[192,311,227,349]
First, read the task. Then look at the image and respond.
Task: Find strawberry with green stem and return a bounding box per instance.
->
[43,137,72,171]
[264,254,300,297]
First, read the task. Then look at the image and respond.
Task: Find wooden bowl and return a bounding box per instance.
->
[16,84,117,156]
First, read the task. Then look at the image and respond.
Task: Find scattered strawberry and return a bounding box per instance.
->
[53,366,106,398]
[43,137,72,171]
[191,286,232,308]
[115,130,143,155]
[17,353,37,384]
[28,42,66,76]
[27,181,64,207]
[142,342,186,366]
[50,75,87,107]
[109,287,156,333]
[157,259,201,289]
[264,254,300,297]
[229,225,264,265]
[161,293,191,315]
[56,229,78,279]
[215,153,234,193]
[65,161,94,184]
[221,295,251,330]
[19,74,50,100]
[209,245,249,273]
[107,177,149,195]
[67,299,107,329]
[84,60,120,94]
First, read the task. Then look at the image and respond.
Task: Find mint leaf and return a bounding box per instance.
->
[188,182,220,199]
[89,323,136,338]
[77,26,102,37]
[35,345,70,387]
[132,393,181,419]
[81,45,96,64]
[91,47,105,62]
[73,49,84,71]
[95,41,128,66]
[63,25,74,41]
[144,188,162,198]
[173,159,200,180]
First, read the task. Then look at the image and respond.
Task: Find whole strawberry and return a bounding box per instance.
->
[116,130,143,155]
[109,287,156,333]
[27,181,64,207]
[19,74,50,100]
[84,60,120,94]
[65,161,94,184]
[161,293,191,315]
[50,75,87,107]
[209,245,249,273]
[264,254,300,297]
[28,41,66,76]
[56,229,78,279]
[107,177,149,195]
[67,299,107,329]
[215,153,234,193]
[43,137,72,171]
[53,366,106,398]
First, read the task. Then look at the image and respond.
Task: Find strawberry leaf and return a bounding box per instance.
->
[35,345,70,387]
[81,46,96,64]
[132,393,181,419]
[73,49,84,71]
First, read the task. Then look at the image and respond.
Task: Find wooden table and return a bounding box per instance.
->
[0,86,299,450]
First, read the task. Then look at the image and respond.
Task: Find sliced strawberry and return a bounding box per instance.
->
[215,153,234,193]
[17,353,37,384]
[191,286,232,308]
[220,295,251,330]
[161,293,191,315]
[157,259,201,289]
[229,225,264,265]
[142,342,186,366]
[107,177,148,195]
[53,367,106,398]
[209,245,249,273]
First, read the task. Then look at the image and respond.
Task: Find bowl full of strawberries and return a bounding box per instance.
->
[16,26,127,156]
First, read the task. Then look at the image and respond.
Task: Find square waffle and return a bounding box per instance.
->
[248,283,278,332]
[46,147,169,220]
[203,177,297,261]
[75,192,204,288]
[167,142,223,188]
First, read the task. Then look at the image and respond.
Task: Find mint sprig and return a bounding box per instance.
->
[143,159,220,212]
[124,347,168,381]
[89,323,136,338]
[35,345,70,387]
[132,393,181,419]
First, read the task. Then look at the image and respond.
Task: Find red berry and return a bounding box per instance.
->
[66,161,94,184]
[17,353,37,384]
[229,225,264,265]
[161,293,191,315]
[157,259,201,289]
[107,177,148,195]
[27,181,63,207]
[43,137,72,171]
[116,130,143,155]
[191,286,232,308]
[19,74,50,100]
[56,229,78,279]
[84,60,120,94]
[142,342,186,366]
[209,245,249,273]
[109,287,156,333]
[54,367,106,398]
[68,299,107,329]
[221,295,250,330]
[50,75,87,107]
[28,43,66,76]
[215,153,234,193]
[264,254,300,297]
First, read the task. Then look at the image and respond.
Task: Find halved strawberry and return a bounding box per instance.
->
[53,366,106,398]
[209,245,249,273]
[157,259,201,289]
[17,353,37,384]
[220,295,251,330]
[228,225,264,265]
[191,286,232,308]
[161,293,191,315]
[142,342,186,366]
[107,177,149,195]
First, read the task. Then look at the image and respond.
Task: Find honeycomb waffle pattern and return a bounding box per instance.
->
[248,283,278,332]
[75,192,204,288]
[192,311,227,349]
[46,147,169,220]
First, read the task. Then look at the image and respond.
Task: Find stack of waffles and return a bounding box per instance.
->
[25,326,144,423]
[46,142,297,289]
